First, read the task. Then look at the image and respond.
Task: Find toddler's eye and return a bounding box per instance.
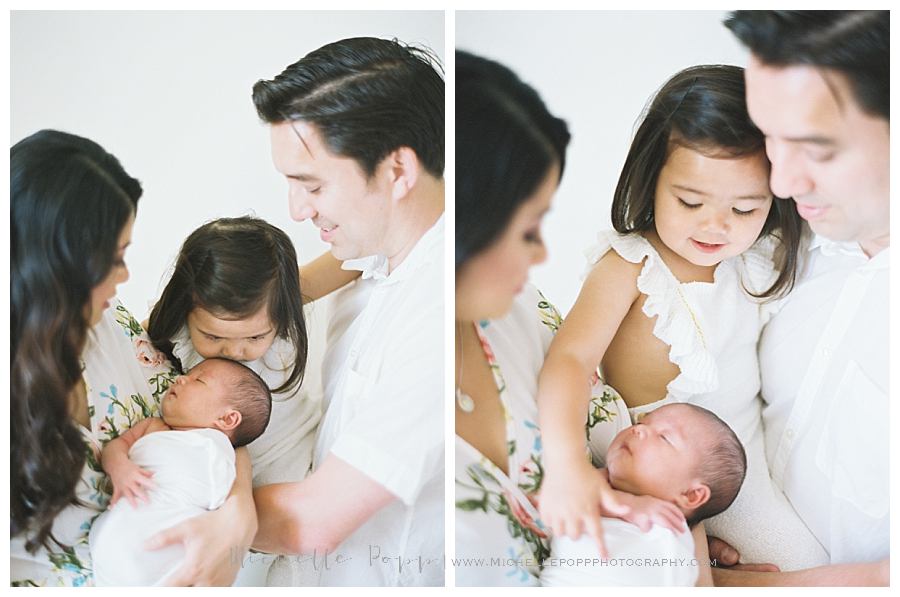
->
[677,198,701,209]
[733,208,757,216]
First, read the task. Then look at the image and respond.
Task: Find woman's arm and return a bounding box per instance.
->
[536,251,642,555]
[299,252,361,303]
[144,447,257,586]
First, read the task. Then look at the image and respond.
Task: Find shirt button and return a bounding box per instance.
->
[786,428,795,440]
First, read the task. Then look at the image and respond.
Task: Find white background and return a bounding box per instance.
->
[456,10,747,312]
[11,11,444,403]
[11,10,445,318]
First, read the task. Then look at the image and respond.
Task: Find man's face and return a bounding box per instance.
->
[270,121,394,261]
[745,56,889,254]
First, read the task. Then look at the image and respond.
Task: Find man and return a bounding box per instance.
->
[249,37,445,586]
[712,11,889,585]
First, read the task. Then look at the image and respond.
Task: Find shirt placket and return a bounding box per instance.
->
[770,266,875,488]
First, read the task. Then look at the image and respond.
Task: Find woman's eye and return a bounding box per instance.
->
[677,198,701,209]
[524,230,542,244]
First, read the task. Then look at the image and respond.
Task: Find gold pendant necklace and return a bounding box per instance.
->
[456,321,475,413]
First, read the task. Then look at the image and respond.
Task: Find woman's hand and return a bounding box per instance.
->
[144,447,256,586]
[538,461,629,558]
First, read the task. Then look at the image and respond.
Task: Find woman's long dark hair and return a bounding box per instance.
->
[147,217,308,395]
[611,65,802,299]
[456,50,571,270]
[11,130,141,552]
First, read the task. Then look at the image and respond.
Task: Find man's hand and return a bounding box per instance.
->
[144,494,257,586]
[708,535,779,572]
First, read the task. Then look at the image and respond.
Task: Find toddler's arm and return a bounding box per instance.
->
[101,416,168,507]
[299,252,361,303]
[537,251,642,556]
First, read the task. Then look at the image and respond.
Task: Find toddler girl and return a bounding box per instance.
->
[148,216,321,487]
[537,65,827,570]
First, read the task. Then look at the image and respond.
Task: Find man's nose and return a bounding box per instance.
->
[289,190,317,222]
[767,140,814,199]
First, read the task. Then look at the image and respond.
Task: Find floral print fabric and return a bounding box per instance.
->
[10,300,176,586]
[455,286,629,586]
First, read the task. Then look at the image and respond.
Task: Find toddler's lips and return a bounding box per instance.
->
[691,239,726,253]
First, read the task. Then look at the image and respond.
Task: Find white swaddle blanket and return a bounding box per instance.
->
[90,428,236,586]
[542,519,698,586]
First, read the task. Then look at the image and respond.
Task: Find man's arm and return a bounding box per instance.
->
[713,559,889,586]
[252,453,396,554]
[299,252,361,303]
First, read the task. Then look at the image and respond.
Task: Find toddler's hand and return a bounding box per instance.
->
[609,492,687,534]
[108,461,155,508]
[539,461,630,558]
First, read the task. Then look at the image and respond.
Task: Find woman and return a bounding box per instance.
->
[454,52,712,586]
[10,130,256,586]
[455,50,608,586]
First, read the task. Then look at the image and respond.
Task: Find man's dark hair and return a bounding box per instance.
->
[252,37,444,178]
[679,404,747,526]
[725,11,889,119]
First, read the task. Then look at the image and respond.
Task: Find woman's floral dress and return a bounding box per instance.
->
[455,285,630,586]
[10,299,177,586]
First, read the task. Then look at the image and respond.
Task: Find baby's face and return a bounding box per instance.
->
[605,404,710,503]
[160,359,232,429]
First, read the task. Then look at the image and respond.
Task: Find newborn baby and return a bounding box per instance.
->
[90,357,272,586]
[542,403,747,586]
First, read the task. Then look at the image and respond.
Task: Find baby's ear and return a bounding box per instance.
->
[214,409,242,432]
[680,483,711,511]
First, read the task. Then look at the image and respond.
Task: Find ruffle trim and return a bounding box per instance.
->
[584,230,719,401]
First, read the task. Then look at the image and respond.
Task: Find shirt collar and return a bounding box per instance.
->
[340,214,444,284]
[341,254,390,281]
[808,233,890,269]
[808,234,867,258]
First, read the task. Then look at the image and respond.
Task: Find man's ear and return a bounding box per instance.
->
[679,482,711,511]
[214,409,242,432]
[386,146,419,202]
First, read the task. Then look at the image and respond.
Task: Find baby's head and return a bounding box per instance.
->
[160,357,272,447]
[605,403,746,526]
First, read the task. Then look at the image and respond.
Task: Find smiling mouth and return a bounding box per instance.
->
[691,239,726,253]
